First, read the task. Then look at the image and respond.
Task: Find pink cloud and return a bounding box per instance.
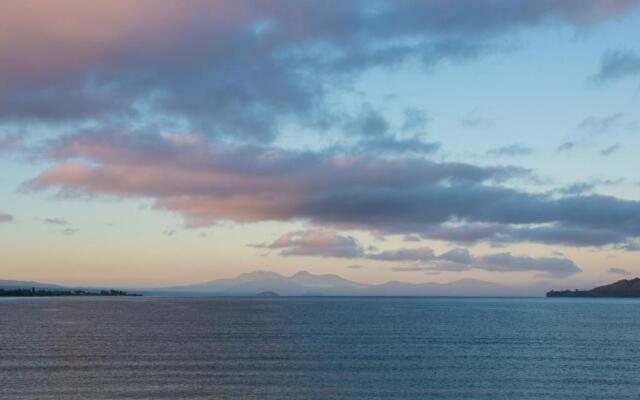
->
[28,129,515,226]
[0,0,273,88]
[2,0,638,128]
[25,129,640,251]
[252,230,365,258]
[0,212,13,223]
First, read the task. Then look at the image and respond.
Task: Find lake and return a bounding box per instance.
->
[1,297,639,399]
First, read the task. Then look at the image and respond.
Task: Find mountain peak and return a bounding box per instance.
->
[155,270,542,296]
[236,270,284,281]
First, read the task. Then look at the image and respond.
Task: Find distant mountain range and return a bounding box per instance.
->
[547,278,640,297]
[149,270,541,297]
[0,279,66,290]
[1,271,567,297]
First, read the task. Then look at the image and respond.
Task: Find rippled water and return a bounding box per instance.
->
[1,297,640,399]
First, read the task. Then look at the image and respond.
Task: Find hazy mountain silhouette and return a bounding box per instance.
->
[360,278,512,297]
[0,279,66,290]
[288,271,365,290]
[153,271,537,296]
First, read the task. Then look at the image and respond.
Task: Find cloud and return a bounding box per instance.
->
[556,141,577,152]
[343,106,439,155]
[412,223,511,244]
[460,111,493,129]
[346,265,365,269]
[403,234,422,242]
[577,113,637,136]
[44,217,68,226]
[593,49,640,82]
[438,248,474,264]
[555,178,623,195]
[353,136,440,156]
[487,143,533,157]
[475,253,580,276]
[392,265,425,272]
[0,135,22,155]
[402,108,429,132]
[555,115,634,155]
[346,105,389,138]
[253,230,365,258]
[600,143,622,156]
[367,247,435,262]
[608,267,632,276]
[0,212,13,223]
[615,241,640,251]
[557,182,597,195]
[1,0,638,139]
[391,248,581,277]
[25,129,640,249]
[258,228,580,277]
[28,128,524,222]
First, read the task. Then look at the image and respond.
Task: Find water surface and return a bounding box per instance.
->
[1,297,639,399]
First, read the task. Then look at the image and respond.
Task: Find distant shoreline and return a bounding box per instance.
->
[0,288,141,297]
[547,278,640,298]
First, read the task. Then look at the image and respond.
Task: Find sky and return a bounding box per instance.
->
[1,0,640,289]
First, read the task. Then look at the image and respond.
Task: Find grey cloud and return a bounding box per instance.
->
[557,141,576,152]
[306,186,640,237]
[260,228,581,277]
[438,248,474,265]
[414,223,511,244]
[476,253,581,277]
[608,267,632,276]
[354,136,440,156]
[391,249,581,277]
[258,231,436,261]
[506,225,631,247]
[402,108,429,132]
[557,182,596,195]
[346,106,389,138]
[44,217,68,226]
[30,130,640,249]
[600,143,622,156]
[593,49,640,83]
[577,113,636,136]
[578,113,622,134]
[345,107,440,156]
[556,178,623,195]
[367,247,435,262]
[392,265,424,272]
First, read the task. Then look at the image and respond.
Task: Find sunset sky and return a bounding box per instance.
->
[1,0,640,289]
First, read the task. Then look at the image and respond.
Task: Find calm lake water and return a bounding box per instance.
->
[1,296,639,399]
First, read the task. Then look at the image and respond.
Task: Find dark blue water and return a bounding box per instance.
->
[1,297,639,399]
